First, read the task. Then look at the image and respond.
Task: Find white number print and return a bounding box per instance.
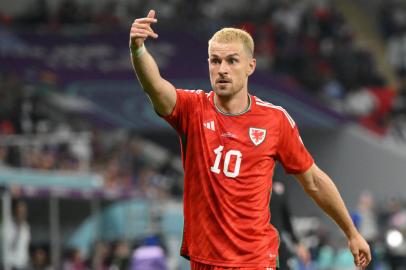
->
[210,145,242,178]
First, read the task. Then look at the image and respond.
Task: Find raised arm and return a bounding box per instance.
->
[129,10,176,116]
[294,163,371,268]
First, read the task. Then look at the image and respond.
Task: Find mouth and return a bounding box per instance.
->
[216,78,231,84]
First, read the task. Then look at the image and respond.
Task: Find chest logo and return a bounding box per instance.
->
[203,120,215,131]
[249,127,267,146]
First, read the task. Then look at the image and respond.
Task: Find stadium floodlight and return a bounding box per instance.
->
[386,229,404,248]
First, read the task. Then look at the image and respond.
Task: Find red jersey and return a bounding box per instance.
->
[162,89,313,268]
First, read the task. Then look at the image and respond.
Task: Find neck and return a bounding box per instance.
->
[14,219,23,225]
[214,89,250,115]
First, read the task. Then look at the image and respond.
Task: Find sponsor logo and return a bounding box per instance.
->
[221,132,237,138]
[249,127,266,146]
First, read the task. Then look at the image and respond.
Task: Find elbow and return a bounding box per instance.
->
[301,165,325,196]
[296,164,331,197]
[303,174,322,196]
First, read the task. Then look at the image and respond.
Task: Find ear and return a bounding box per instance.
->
[247,58,256,76]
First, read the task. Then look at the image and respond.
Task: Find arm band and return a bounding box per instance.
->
[130,44,146,57]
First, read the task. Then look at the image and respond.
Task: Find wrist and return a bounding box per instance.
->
[346,227,360,240]
[130,43,146,57]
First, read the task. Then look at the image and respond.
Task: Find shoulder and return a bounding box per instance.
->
[176,89,212,103]
[253,96,296,127]
[178,89,208,96]
[176,89,213,99]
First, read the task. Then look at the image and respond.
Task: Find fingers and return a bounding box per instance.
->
[351,246,362,267]
[130,29,158,39]
[129,9,158,46]
[134,17,157,24]
[348,234,371,269]
[353,251,370,269]
[131,23,158,38]
[130,16,158,40]
[135,10,157,24]
[132,22,154,34]
[359,250,371,268]
[353,251,360,267]
[366,247,372,262]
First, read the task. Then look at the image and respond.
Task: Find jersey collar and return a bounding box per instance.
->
[213,93,252,116]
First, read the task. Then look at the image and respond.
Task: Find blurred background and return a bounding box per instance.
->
[0,0,406,269]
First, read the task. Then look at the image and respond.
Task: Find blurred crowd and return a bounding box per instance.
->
[0,72,183,198]
[287,192,406,270]
[5,198,170,270]
[6,191,406,270]
[1,1,406,269]
[378,0,406,141]
[59,237,168,270]
[233,0,405,138]
[1,0,405,140]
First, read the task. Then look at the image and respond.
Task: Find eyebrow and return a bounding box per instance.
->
[210,53,240,58]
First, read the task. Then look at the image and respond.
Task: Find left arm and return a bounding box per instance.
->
[294,163,371,268]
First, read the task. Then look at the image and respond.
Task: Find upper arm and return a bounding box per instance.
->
[294,163,332,194]
[146,78,177,116]
[276,109,313,174]
[160,89,204,134]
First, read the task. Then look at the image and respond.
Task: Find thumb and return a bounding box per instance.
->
[352,250,360,266]
[147,10,156,19]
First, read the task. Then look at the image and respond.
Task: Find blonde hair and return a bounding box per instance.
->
[208,28,254,57]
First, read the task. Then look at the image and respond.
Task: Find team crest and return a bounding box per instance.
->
[249,127,267,146]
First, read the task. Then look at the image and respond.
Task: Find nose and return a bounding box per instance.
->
[218,61,229,75]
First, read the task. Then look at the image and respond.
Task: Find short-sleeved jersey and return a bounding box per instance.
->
[162,89,314,268]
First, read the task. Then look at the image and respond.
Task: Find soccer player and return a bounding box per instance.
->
[129,10,371,270]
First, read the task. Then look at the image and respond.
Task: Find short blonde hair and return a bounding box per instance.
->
[208,28,254,57]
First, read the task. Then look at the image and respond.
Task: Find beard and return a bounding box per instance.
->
[212,82,245,100]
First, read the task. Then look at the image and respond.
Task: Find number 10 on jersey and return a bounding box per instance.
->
[210,145,242,178]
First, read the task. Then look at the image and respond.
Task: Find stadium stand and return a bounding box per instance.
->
[0,0,406,269]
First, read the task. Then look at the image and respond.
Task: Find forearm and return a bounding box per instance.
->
[299,166,358,239]
[131,46,167,95]
[130,45,176,115]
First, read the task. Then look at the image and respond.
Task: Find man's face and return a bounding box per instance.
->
[208,41,256,98]
[15,201,27,222]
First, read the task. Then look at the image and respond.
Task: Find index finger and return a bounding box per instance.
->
[135,17,157,24]
[352,251,360,266]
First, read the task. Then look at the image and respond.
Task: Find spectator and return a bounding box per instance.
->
[29,246,53,270]
[62,248,87,270]
[352,191,379,270]
[3,199,31,270]
[109,240,131,270]
[270,180,311,269]
[130,236,168,270]
[88,241,111,270]
[388,30,406,76]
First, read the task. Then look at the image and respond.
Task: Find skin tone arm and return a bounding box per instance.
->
[294,163,371,269]
[129,10,176,116]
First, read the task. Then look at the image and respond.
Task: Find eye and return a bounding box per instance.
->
[210,58,221,64]
[228,58,238,64]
